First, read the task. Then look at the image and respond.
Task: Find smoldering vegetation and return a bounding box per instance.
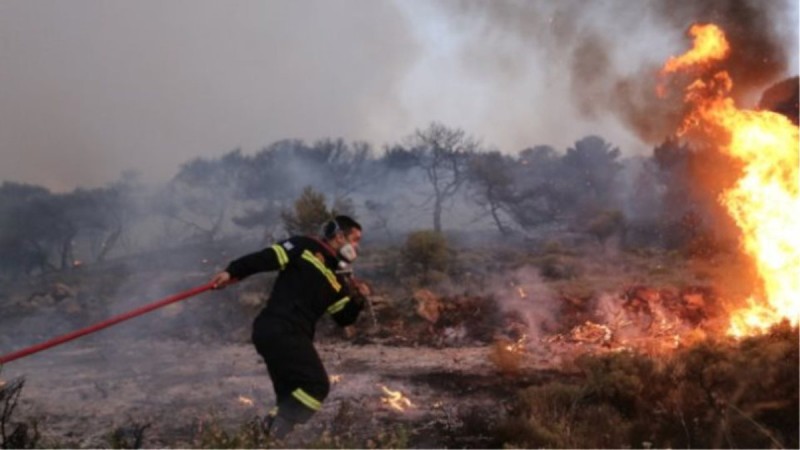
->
[0,74,798,447]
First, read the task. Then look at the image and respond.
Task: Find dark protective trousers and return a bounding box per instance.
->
[251,315,330,425]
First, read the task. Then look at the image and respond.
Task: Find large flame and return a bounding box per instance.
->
[661,24,800,336]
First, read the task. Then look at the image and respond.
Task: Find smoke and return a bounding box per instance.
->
[0,0,420,191]
[436,0,798,144]
[3,1,794,192]
[465,265,560,341]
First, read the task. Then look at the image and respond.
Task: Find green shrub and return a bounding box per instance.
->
[280,186,350,236]
[498,324,799,449]
[586,209,626,246]
[400,230,450,285]
[575,350,663,418]
[497,382,630,448]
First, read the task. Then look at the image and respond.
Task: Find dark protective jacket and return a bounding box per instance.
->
[225,235,364,338]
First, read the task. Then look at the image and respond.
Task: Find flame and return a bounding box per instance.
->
[329,374,342,384]
[662,24,730,74]
[517,287,527,299]
[505,333,527,353]
[380,385,413,412]
[662,24,800,336]
[237,395,254,407]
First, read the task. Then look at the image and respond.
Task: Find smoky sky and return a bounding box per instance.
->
[437,0,799,143]
[1,0,797,192]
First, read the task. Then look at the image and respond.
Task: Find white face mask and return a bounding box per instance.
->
[338,242,358,262]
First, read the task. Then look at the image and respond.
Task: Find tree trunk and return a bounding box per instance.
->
[96,226,122,262]
[433,198,443,233]
[490,203,510,236]
[59,232,76,270]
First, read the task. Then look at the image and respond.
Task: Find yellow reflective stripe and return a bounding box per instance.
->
[327,296,350,315]
[301,250,341,292]
[271,244,289,269]
[292,388,322,411]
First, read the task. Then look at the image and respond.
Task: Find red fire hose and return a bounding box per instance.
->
[0,281,215,365]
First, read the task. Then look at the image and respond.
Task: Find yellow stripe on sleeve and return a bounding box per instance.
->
[327,297,350,315]
[271,244,289,269]
[301,250,341,292]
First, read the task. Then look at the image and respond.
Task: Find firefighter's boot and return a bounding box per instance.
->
[262,411,295,441]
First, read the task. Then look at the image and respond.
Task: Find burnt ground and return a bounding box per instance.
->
[2,336,572,448]
[0,241,761,448]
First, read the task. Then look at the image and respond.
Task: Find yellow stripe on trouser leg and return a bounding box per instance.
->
[291,388,322,411]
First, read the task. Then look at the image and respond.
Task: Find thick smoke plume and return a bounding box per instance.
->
[440,0,797,143]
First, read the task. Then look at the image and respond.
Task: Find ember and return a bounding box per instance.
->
[380,385,413,412]
[237,395,254,407]
[568,321,612,345]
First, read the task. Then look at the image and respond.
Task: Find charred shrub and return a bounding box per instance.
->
[537,254,581,280]
[193,414,266,449]
[586,210,626,246]
[107,420,151,449]
[0,378,40,449]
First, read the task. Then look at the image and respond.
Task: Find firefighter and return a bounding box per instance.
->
[210,215,369,439]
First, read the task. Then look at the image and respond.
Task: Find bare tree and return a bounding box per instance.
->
[156,150,245,244]
[406,122,478,232]
[503,146,564,231]
[311,138,377,198]
[466,151,515,235]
